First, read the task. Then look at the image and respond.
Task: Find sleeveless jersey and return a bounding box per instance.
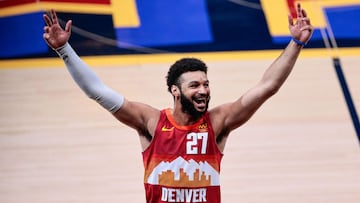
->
[142,109,223,203]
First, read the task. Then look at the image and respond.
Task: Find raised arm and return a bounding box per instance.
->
[43,10,160,146]
[212,3,313,138]
[43,9,124,113]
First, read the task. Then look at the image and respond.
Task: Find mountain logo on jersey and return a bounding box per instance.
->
[146,156,220,187]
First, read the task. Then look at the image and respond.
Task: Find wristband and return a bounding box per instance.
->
[292,38,307,47]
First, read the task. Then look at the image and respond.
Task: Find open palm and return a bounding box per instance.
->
[288,3,313,44]
[43,9,72,49]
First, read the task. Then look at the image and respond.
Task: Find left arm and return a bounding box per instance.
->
[212,3,313,139]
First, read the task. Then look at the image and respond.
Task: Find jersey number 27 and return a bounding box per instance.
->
[186,132,208,154]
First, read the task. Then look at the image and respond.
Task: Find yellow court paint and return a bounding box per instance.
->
[1,1,139,29]
[260,0,360,36]
[1,48,359,69]
[111,0,140,27]
[0,2,113,17]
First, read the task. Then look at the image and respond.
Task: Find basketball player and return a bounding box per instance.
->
[43,3,313,203]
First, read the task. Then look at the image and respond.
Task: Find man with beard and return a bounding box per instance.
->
[43,3,313,203]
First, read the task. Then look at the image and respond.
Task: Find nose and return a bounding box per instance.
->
[198,85,208,95]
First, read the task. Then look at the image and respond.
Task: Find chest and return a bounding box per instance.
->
[152,120,218,156]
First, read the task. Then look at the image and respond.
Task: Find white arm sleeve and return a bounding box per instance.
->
[55,43,124,113]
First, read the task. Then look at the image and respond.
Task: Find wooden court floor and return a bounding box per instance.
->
[1,55,359,202]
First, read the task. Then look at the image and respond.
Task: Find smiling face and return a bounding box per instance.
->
[177,71,211,118]
[166,58,210,120]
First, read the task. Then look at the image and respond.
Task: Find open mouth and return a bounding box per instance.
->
[194,97,207,109]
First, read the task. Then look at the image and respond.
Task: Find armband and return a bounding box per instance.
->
[292,38,307,47]
[55,43,124,113]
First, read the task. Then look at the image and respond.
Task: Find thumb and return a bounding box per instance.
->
[65,20,72,33]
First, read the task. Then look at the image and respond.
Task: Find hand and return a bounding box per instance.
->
[43,9,72,49]
[288,3,313,44]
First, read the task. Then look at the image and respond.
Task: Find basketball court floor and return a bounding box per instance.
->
[0,53,359,202]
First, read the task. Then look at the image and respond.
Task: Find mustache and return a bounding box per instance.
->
[193,94,210,100]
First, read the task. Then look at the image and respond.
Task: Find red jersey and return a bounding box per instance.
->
[142,109,223,203]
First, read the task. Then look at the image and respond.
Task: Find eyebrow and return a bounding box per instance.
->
[187,80,209,85]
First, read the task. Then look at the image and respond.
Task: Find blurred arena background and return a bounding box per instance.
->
[1,0,360,202]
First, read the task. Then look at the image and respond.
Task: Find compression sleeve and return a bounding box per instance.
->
[55,42,124,113]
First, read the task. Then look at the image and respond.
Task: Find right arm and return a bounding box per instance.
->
[43,10,159,147]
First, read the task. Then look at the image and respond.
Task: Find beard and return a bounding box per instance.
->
[180,91,210,119]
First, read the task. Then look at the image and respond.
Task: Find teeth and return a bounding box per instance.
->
[195,98,205,103]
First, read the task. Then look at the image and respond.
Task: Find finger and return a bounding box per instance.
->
[65,20,72,33]
[43,26,50,33]
[288,14,294,26]
[302,7,308,18]
[296,17,311,27]
[300,25,313,32]
[51,9,58,24]
[43,14,52,26]
[302,17,311,25]
[297,3,302,18]
[43,33,50,40]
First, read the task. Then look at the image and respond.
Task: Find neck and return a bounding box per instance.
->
[171,107,202,126]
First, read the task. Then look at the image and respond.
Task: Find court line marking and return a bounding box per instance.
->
[1,47,359,69]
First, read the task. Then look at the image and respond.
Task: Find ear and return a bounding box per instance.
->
[171,85,179,97]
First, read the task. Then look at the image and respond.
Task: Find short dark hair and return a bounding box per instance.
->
[166,58,208,93]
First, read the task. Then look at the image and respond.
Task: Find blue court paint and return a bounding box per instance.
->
[326,5,360,39]
[0,12,48,58]
[115,0,213,48]
[272,5,360,45]
[333,58,360,143]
